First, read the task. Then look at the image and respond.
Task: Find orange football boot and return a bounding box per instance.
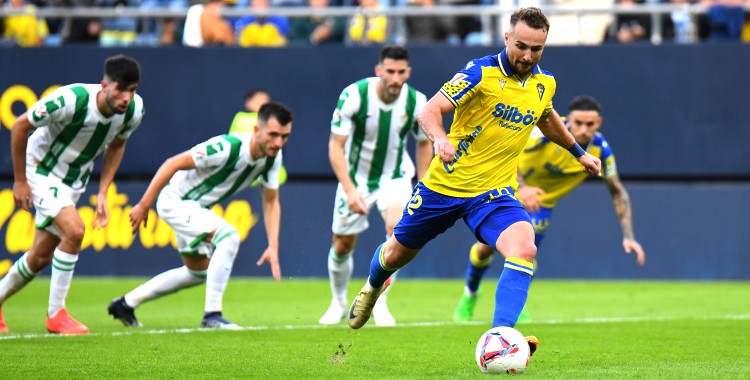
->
[46,308,89,335]
[525,335,539,356]
[0,305,8,333]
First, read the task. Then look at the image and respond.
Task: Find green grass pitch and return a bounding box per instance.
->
[1,278,749,379]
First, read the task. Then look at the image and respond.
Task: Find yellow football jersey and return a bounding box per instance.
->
[520,127,618,208]
[2,5,48,47]
[422,49,556,197]
[229,111,258,134]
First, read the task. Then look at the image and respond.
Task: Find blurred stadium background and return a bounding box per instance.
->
[1,0,749,281]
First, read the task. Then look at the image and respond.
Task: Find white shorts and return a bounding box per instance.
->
[156,188,227,256]
[331,177,414,236]
[26,161,83,236]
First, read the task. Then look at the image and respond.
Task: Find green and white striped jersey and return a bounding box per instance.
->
[26,83,145,189]
[169,133,281,208]
[331,77,427,191]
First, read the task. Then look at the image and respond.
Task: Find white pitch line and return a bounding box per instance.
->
[1,314,748,341]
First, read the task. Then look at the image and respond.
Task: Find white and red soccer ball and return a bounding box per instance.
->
[475,326,530,374]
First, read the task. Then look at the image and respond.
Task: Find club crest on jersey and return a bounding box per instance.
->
[31,105,48,122]
[498,79,506,89]
[536,83,545,101]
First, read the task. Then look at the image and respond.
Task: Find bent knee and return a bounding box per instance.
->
[60,224,85,248]
[512,242,537,262]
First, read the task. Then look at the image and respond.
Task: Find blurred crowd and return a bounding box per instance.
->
[1,0,749,47]
[604,0,750,44]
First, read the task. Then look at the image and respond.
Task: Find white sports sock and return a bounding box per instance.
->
[205,225,240,313]
[0,251,37,305]
[124,266,206,308]
[328,246,353,305]
[48,249,78,317]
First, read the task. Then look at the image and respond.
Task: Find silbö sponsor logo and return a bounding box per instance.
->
[492,103,538,131]
[444,126,483,174]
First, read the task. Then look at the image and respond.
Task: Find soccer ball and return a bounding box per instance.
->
[475,326,530,374]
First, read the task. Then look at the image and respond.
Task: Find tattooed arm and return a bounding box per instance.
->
[604,174,645,266]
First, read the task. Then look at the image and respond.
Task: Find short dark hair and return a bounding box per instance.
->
[379,45,409,63]
[259,101,293,127]
[510,7,550,33]
[104,55,141,85]
[568,95,602,113]
[245,88,270,101]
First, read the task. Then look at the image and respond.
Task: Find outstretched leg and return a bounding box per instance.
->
[110,265,206,327]
[372,201,409,327]
[348,237,419,329]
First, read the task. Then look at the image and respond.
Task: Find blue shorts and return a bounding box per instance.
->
[529,206,553,248]
[394,182,532,249]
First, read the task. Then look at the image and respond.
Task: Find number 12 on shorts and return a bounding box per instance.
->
[406,188,422,215]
